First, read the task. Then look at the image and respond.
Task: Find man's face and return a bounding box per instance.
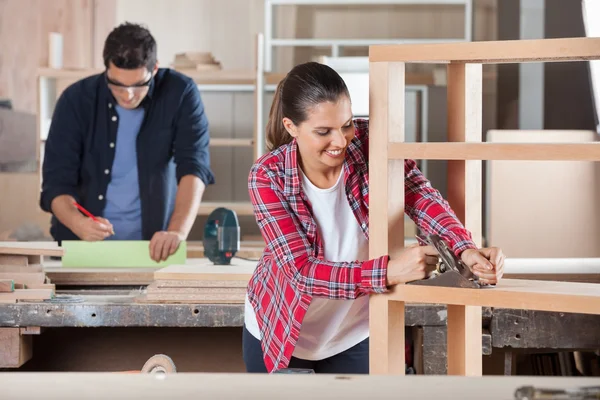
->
[106,61,157,109]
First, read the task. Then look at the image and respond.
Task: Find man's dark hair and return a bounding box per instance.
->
[103,22,157,71]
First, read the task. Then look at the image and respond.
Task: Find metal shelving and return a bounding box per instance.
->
[263,0,473,71]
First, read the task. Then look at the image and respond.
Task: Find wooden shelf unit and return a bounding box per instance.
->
[367,37,600,376]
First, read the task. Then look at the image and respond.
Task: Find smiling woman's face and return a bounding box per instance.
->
[105,61,156,109]
[283,95,355,172]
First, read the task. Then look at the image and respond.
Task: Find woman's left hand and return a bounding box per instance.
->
[460,247,505,285]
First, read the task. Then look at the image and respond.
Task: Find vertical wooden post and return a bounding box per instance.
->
[369,61,406,375]
[446,63,483,376]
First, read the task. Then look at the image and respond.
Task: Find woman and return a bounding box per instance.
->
[243,62,505,374]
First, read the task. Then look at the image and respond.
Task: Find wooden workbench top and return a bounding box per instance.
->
[1,373,599,399]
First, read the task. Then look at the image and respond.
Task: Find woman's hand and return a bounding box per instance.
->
[460,247,505,285]
[386,244,440,286]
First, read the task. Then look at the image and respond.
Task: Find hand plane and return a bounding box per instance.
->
[409,234,481,289]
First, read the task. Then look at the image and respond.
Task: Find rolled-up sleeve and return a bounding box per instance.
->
[173,81,215,186]
[39,89,83,213]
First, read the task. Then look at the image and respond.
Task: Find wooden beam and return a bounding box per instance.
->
[388,142,600,161]
[445,63,483,376]
[0,242,62,257]
[369,37,600,64]
[0,328,32,368]
[386,278,600,315]
[368,61,406,375]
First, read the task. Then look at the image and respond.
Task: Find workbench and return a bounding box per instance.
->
[1,240,599,374]
[1,282,599,374]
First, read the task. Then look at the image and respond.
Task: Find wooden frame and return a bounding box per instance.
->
[368,37,600,376]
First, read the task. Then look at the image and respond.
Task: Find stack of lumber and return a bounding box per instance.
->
[136,259,257,304]
[171,52,222,72]
[0,242,61,303]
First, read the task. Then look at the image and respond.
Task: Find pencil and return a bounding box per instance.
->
[73,201,114,235]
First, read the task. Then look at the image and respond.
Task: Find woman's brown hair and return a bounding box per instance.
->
[265,62,350,152]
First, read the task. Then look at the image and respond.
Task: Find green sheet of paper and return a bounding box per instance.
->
[61,240,187,267]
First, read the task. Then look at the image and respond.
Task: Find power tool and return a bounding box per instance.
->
[203,207,240,265]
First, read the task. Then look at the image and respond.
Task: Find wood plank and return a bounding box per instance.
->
[387,142,600,161]
[388,279,600,315]
[0,288,53,301]
[447,305,482,376]
[368,61,406,375]
[445,63,483,377]
[137,295,244,304]
[147,287,246,295]
[369,37,600,64]
[19,326,42,335]
[0,272,46,286]
[0,279,14,292]
[0,254,28,266]
[154,263,256,282]
[0,241,62,257]
[0,328,32,368]
[486,130,600,259]
[44,267,156,286]
[1,373,600,398]
[0,265,43,273]
[503,273,600,284]
[155,279,249,288]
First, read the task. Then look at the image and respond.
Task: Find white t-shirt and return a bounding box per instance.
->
[244,167,370,360]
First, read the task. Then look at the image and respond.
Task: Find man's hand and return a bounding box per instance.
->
[460,247,505,285]
[73,216,114,241]
[149,231,184,262]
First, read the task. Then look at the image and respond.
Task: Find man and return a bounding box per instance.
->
[40,22,214,262]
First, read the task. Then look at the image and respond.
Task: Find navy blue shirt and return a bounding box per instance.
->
[40,68,215,242]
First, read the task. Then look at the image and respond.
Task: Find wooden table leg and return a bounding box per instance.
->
[447,305,482,376]
[0,327,33,368]
[369,296,405,375]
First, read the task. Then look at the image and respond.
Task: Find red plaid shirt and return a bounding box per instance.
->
[247,119,476,372]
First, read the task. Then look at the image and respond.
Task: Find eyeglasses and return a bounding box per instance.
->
[105,72,152,94]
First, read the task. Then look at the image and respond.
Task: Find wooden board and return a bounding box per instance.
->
[1,373,599,399]
[486,130,600,258]
[0,242,62,257]
[155,279,248,288]
[0,272,45,286]
[0,280,14,292]
[0,328,32,368]
[44,267,156,286]
[387,142,600,161]
[369,37,600,64]
[154,261,257,282]
[385,279,600,315]
[367,61,407,376]
[445,62,483,377]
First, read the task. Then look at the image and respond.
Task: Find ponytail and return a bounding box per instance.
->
[264,62,350,153]
[266,79,291,152]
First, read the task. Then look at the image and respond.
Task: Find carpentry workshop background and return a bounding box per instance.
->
[1,0,600,396]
